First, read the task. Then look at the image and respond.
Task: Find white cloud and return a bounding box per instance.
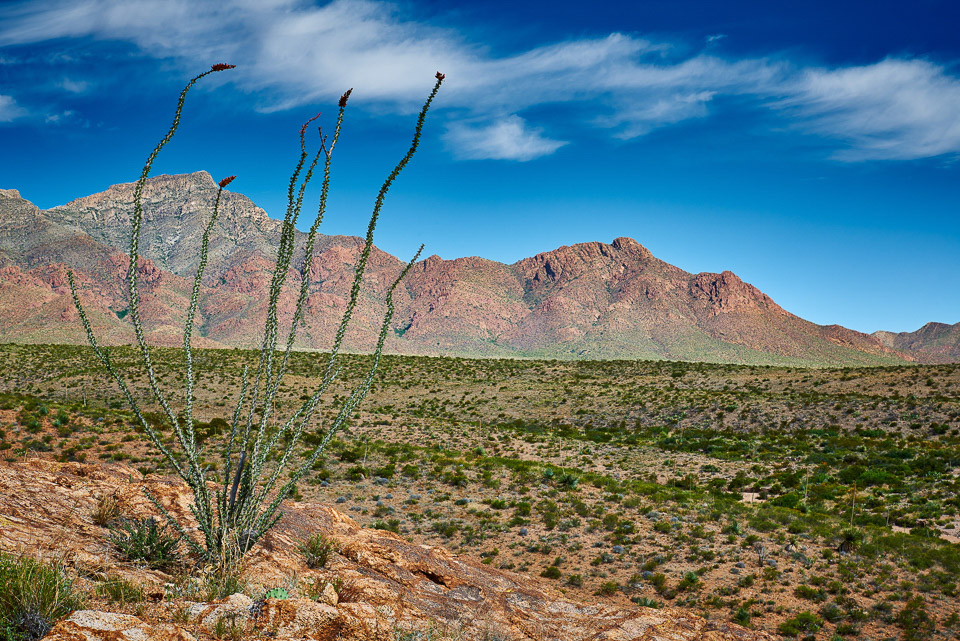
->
[58,78,90,93]
[444,116,567,161]
[0,95,26,122]
[597,91,715,139]
[1,0,959,161]
[44,109,75,124]
[776,58,960,161]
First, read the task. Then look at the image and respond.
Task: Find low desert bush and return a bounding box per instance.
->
[108,517,181,571]
[297,533,339,569]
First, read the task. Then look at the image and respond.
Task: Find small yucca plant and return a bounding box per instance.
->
[69,64,444,567]
[108,517,181,571]
[297,533,340,569]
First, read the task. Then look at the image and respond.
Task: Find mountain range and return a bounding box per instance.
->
[0,172,955,366]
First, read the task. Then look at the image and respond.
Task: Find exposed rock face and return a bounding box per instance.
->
[46,612,195,641]
[0,173,914,365]
[4,460,772,641]
[874,321,960,364]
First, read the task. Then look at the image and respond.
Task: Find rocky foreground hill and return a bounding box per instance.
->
[0,172,941,366]
[0,459,770,641]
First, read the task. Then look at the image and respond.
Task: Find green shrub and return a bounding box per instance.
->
[632,597,661,608]
[895,596,934,641]
[650,572,667,594]
[108,517,181,571]
[795,584,826,602]
[540,565,562,579]
[594,581,619,596]
[0,552,83,641]
[373,519,402,534]
[297,533,339,569]
[677,571,700,592]
[778,611,823,636]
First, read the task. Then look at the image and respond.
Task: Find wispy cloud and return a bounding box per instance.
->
[44,109,75,124]
[57,78,90,93]
[776,58,960,161]
[1,0,959,162]
[445,116,567,161]
[0,95,26,122]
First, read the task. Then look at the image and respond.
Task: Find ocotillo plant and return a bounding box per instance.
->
[68,64,444,564]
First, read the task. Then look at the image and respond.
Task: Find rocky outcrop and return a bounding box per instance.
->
[0,174,918,365]
[46,612,195,641]
[3,460,772,641]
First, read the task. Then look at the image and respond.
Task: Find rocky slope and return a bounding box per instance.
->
[0,174,914,366]
[0,459,771,641]
[874,321,960,364]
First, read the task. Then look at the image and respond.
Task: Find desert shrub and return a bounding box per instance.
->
[540,565,562,579]
[108,517,181,571]
[778,611,823,636]
[795,584,827,602]
[649,572,668,594]
[653,521,672,534]
[895,596,934,641]
[632,597,661,608]
[298,533,339,569]
[68,65,445,565]
[594,581,619,596]
[0,552,83,641]
[373,519,402,534]
[676,571,700,592]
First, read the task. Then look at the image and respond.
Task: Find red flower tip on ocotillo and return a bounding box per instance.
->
[218,175,237,189]
[211,63,236,71]
[435,71,445,81]
[339,89,353,108]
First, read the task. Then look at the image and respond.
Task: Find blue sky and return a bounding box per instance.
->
[1,0,959,334]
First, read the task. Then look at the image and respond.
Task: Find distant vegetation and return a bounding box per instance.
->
[0,343,958,638]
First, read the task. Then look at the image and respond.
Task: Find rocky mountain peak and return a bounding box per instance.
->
[611,236,654,259]
[0,173,919,365]
[690,270,782,315]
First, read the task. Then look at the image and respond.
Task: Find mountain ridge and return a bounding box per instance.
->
[0,173,932,366]
[873,321,960,364]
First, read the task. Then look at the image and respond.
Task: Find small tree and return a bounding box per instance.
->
[69,64,444,566]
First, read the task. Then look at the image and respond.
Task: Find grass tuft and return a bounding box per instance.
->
[0,552,83,641]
